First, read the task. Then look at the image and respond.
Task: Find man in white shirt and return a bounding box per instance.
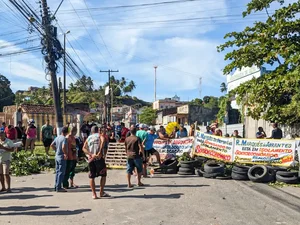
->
[0,130,14,192]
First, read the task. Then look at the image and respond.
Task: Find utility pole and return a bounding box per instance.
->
[100,70,119,123]
[41,0,63,133]
[63,30,70,114]
[199,77,202,99]
[154,66,157,101]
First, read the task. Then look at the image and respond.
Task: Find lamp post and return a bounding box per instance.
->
[63,30,70,114]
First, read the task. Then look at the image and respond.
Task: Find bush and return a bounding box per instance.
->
[10,151,53,176]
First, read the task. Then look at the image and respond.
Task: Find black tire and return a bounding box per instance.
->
[231,171,249,180]
[178,171,195,175]
[276,171,298,177]
[267,166,287,173]
[180,161,195,166]
[232,165,250,174]
[248,165,274,183]
[178,167,194,173]
[161,168,177,174]
[195,168,205,177]
[180,163,194,169]
[203,172,219,178]
[276,174,299,184]
[204,163,225,174]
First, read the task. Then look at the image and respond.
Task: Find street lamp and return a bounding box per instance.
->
[63,30,70,114]
[154,66,157,101]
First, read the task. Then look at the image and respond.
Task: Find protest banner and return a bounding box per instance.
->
[234,138,295,167]
[153,137,194,159]
[193,131,234,162]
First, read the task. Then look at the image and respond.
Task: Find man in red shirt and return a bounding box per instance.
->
[119,123,129,143]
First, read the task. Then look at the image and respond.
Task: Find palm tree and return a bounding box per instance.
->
[220,82,227,93]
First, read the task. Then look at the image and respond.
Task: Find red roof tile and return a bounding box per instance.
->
[21,104,55,114]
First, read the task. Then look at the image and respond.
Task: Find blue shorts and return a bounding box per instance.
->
[126,158,143,174]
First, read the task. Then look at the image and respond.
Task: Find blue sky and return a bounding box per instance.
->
[0,0,288,102]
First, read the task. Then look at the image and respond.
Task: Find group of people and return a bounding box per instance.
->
[0,118,286,197]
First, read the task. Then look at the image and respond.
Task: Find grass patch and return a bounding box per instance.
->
[269,181,300,188]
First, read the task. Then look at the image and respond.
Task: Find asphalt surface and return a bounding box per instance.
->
[0,170,300,225]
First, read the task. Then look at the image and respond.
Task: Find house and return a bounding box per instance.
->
[156,107,177,125]
[153,95,188,110]
[227,66,271,109]
[111,105,138,126]
[2,104,90,140]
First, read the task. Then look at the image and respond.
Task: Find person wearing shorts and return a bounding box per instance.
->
[143,127,161,176]
[125,127,144,188]
[0,130,14,192]
[83,126,110,199]
[41,120,53,156]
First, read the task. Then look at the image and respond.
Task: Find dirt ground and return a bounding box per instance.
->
[1,170,300,225]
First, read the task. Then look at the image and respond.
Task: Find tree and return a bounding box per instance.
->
[203,96,210,104]
[0,74,14,110]
[217,0,300,125]
[139,107,157,125]
[220,82,227,93]
[190,98,203,106]
[203,96,219,109]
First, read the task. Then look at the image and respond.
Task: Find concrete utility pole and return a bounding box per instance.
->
[63,30,70,114]
[100,70,119,123]
[154,66,157,101]
[41,0,63,133]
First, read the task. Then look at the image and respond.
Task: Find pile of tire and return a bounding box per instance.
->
[178,161,195,175]
[155,157,178,174]
[247,165,276,183]
[276,171,299,184]
[231,165,250,180]
[201,161,225,178]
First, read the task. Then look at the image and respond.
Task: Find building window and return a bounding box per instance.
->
[161,106,163,109]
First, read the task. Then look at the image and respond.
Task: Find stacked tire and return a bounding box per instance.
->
[276,171,299,184]
[202,162,225,178]
[155,157,178,174]
[231,165,250,180]
[178,161,195,175]
[247,165,275,183]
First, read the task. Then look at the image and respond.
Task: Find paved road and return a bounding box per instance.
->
[0,170,300,225]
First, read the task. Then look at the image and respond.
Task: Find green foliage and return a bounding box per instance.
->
[11,151,52,176]
[203,96,219,109]
[220,82,227,93]
[0,74,14,110]
[217,0,300,124]
[189,98,203,106]
[139,107,157,125]
[177,152,192,162]
[217,95,231,125]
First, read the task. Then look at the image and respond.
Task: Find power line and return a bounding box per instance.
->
[82,0,116,67]
[67,0,111,67]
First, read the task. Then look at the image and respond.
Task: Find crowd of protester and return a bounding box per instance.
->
[0,119,287,196]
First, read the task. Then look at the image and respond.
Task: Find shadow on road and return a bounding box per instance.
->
[0,194,53,200]
[113,193,183,199]
[0,206,58,211]
[0,208,91,216]
[150,184,209,188]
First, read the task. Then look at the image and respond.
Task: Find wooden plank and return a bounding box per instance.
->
[106,151,126,155]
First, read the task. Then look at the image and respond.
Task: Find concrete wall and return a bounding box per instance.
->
[187,105,219,125]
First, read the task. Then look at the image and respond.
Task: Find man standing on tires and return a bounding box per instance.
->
[125,127,144,188]
[41,120,53,156]
[83,126,110,199]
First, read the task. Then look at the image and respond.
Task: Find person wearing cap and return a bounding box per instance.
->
[41,119,53,156]
[51,127,69,192]
[144,127,161,176]
[83,125,110,199]
[0,130,14,192]
[136,124,148,164]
